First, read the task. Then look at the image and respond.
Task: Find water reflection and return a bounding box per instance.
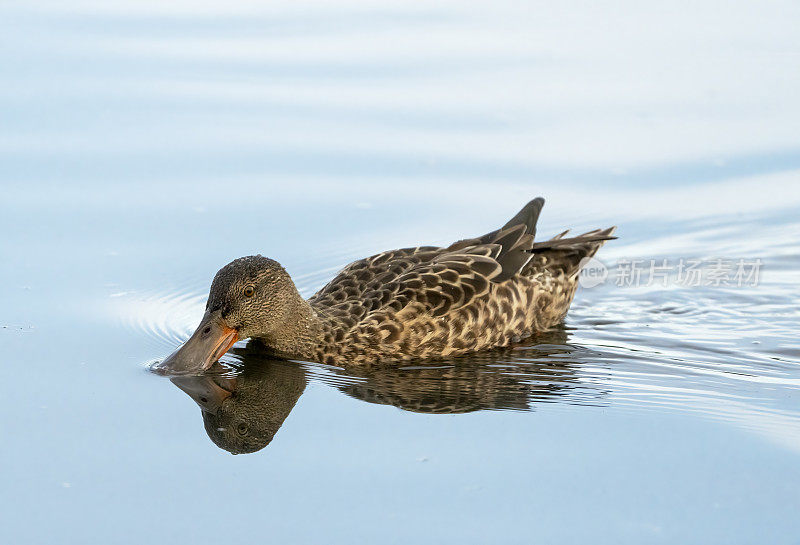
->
[169,328,609,454]
[330,329,606,414]
[171,352,307,454]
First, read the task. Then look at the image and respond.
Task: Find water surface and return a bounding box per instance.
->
[2,1,800,543]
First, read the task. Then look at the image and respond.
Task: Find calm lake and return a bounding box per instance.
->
[2,1,800,543]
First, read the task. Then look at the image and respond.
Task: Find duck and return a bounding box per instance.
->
[158,197,615,373]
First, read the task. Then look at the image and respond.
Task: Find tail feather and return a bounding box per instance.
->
[529,230,617,253]
[449,198,546,282]
[451,197,615,281]
[524,227,617,278]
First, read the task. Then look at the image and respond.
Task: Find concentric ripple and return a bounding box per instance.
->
[113,286,207,352]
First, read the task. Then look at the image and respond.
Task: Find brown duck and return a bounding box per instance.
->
[159,197,615,373]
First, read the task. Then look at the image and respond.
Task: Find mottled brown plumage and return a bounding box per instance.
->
[306,198,615,365]
[159,197,616,373]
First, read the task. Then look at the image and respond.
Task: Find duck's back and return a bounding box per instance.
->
[308,198,614,365]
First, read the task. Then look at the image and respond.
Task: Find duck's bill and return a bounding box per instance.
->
[156,311,239,375]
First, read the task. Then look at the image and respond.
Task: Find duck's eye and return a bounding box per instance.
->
[236,422,249,436]
[243,286,255,298]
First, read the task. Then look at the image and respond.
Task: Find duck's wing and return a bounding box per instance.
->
[380,244,505,318]
[312,198,546,310]
[310,242,502,319]
[447,197,545,282]
[309,246,445,310]
[379,213,549,318]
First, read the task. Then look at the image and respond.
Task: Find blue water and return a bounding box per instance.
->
[2,2,800,543]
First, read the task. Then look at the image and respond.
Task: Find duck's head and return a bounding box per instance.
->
[158,255,306,375]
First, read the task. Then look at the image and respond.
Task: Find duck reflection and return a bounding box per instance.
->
[170,350,307,454]
[169,328,603,454]
[330,328,603,413]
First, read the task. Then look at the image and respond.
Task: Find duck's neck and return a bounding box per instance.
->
[259,298,322,360]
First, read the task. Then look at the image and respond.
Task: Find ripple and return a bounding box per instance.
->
[111,286,206,351]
